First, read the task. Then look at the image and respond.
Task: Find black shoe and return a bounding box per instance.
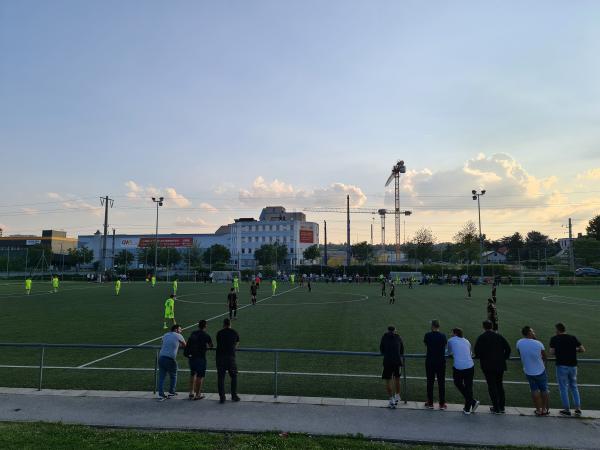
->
[559,409,571,416]
[219,398,226,404]
[232,395,241,402]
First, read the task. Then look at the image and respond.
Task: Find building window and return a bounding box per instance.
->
[241,249,245,254]
[290,248,294,253]
[258,225,263,231]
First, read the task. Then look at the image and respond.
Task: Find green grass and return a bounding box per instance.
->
[0,422,550,449]
[0,280,599,409]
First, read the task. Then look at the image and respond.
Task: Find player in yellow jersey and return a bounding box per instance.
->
[25,276,32,295]
[151,275,156,288]
[233,276,239,293]
[52,275,59,293]
[173,278,178,295]
[115,278,121,296]
[290,273,295,285]
[164,294,176,329]
[271,279,277,296]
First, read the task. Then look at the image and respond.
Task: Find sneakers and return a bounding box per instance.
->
[157,394,168,402]
[232,395,241,402]
[462,408,471,415]
[439,403,447,410]
[219,398,226,404]
[393,394,400,405]
[574,409,582,417]
[424,402,434,409]
[388,399,396,409]
[167,392,178,398]
[471,399,480,413]
[559,409,572,416]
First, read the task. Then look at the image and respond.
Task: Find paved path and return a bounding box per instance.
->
[1,388,599,448]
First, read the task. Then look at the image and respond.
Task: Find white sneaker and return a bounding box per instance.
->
[394,394,400,404]
[388,399,396,409]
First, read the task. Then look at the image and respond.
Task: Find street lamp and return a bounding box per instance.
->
[472,189,486,279]
[152,196,164,277]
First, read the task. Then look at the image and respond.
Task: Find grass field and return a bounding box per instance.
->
[0,279,599,409]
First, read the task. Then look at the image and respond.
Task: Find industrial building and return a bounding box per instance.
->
[0,230,77,254]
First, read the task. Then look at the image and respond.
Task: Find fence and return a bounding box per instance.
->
[1,342,599,404]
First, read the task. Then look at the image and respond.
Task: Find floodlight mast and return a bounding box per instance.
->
[385,160,406,263]
[472,190,486,279]
[152,196,164,278]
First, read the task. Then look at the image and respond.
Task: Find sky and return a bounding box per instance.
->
[1,0,600,244]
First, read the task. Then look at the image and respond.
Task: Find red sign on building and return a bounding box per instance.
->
[138,237,193,248]
[299,229,314,244]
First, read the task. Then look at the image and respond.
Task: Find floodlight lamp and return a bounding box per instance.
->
[152,197,156,201]
[159,202,163,206]
[404,211,412,216]
[471,190,476,195]
[159,197,164,202]
[481,190,486,195]
[472,196,477,200]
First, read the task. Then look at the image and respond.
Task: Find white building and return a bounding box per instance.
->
[481,250,507,263]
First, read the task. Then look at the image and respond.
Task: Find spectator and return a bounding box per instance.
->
[216,318,240,403]
[380,325,404,409]
[516,326,549,416]
[549,322,586,416]
[448,328,479,415]
[474,320,511,414]
[487,298,498,331]
[157,324,186,401]
[423,319,447,410]
[184,320,213,400]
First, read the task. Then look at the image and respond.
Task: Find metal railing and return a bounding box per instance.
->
[1,342,599,401]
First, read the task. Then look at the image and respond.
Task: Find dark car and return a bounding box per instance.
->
[575,267,600,277]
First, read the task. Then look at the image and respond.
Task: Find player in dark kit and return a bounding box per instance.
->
[227,288,238,319]
[466,279,472,298]
[307,279,312,292]
[487,298,498,331]
[389,282,395,304]
[250,281,257,305]
[381,279,387,297]
[491,283,497,304]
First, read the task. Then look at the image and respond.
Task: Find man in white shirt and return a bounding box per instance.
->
[448,328,479,415]
[516,326,549,416]
[157,324,186,401]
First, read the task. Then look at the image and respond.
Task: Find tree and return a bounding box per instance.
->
[573,237,600,265]
[586,215,600,240]
[158,247,182,268]
[67,247,94,269]
[254,243,287,267]
[410,227,436,263]
[202,244,231,265]
[114,250,134,268]
[186,244,203,267]
[498,232,524,261]
[303,245,320,262]
[524,231,550,260]
[351,241,374,263]
[453,221,480,263]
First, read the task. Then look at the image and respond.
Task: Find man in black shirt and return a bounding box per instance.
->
[491,283,497,304]
[216,318,240,403]
[227,288,238,319]
[184,320,213,400]
[250,281,257,305]
[549,322,586,416]
[381,279,387,297]
[487,298,498,331]
[474,320,511,414]
[389,282,395,304]
[380,325,404,409]
[423,319,447,409]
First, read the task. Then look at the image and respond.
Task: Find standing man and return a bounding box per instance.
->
[250,281,257,305]
[151,274,156,288]
[448,328,479,415]
[25,276,32,295]
[549,323,585,416]
[216,318,240,403]
[173,277,178,295]
[157,324,186,401]
[307,278,312,292]
[516,326,549,416]
[491,283,497,304]
[379,325,404,409]
[271,278,277,296]
[184,320,213,400]
[487,298,498,331]
[52,275,59,293]
[227,288,238,320]
[474,320,511,414]
[381,278,387,297]
[466,279,472,298]
[163,294,176,330]
[290,273,295,286]
[423,320,447,410]
[233,275,239,293]
[389,282,395,305]
[115,278,121,296]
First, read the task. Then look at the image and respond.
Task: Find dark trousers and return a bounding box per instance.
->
[453,366,475,410]
[483,369,505,411]
[217,356,238,400]
[229,306,237,319]
[426,362,446,404]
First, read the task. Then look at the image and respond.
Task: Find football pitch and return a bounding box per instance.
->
[1,280,599,409]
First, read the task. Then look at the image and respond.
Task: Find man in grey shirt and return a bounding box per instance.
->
[158,324,186,401]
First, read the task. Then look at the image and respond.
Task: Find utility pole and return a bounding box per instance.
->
[152,197,164,278]
[370,219,374,246]
[346,195,351,267]
[100,196,114,276]
[323,220,328,266]
[111,228,116,271]
[472,190,486,279]
[568,218,575,276]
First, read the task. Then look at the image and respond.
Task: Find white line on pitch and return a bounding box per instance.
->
[77,286,300,368]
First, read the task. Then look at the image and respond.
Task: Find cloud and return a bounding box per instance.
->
[21,208,38,215]
[47,192,64,201]
[175,217,208,227]
[238,176,367,207]
[125,181,189,208]
[577,168,600,181]
[0,223,7,235]
[61,200,103,217]
[199,202,218,213]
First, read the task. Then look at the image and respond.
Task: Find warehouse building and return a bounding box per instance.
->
[0,230,76,254]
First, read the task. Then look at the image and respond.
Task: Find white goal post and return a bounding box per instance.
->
[210,271,241,283]
[519,271,560,286]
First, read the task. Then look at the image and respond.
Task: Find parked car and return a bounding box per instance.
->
[575,267,600,277]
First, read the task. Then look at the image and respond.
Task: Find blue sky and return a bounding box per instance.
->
[1,1,600,242]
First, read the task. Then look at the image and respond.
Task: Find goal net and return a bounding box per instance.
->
[390,271,423,281]
[210,271,241,283]
[519,271,560,286]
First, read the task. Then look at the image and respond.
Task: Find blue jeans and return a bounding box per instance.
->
[556,365,581,410]
[158,356,178,396]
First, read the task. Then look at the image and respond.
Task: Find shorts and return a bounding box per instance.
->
[526,371,549,393]
[164,314,174,319]
[189,357,207,377]
[382,363,401,379]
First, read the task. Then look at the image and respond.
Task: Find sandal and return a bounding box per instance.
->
[193,394,205,401]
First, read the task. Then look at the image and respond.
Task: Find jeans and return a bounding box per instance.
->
[453,366,475,411]
[483,369,505,411]
[556,365,581,410]
[158,356,178,397]
[217,356,238,400]
[426,362,446,404]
